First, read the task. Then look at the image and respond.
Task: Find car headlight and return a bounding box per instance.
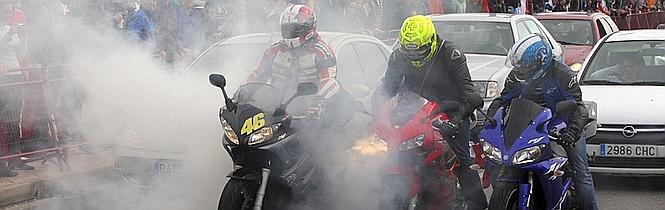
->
[569,62,583,72]
[248,124,279,145]
[512,144,546,165]
[472,81,499,98]
[480,139,502,162]
[399,133,425,151]
[351,134,388,156]
[222,120,239,145]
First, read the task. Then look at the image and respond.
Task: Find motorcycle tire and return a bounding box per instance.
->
[218,179,257,210]
[377,175,410,210]
[489,182,540,210]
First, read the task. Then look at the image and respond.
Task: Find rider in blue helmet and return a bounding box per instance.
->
[485,34,598,210]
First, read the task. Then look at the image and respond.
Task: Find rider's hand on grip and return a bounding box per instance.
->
[558,127,580,148]
[432,119,459,139]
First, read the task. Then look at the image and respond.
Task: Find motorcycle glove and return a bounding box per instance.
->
[432,114,462,139]
[559,126,581,148]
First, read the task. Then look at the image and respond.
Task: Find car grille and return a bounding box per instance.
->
[589,156,665,168]
[588,124,665,145]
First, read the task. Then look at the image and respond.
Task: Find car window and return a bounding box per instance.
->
[581,41,665,85]
[433,21,514,56]
[524,20,544,34]
[352,42,388,88]
[515,22,531,39]
[541,19,595,45]
[336,44,367,87]
[188,43,268,75]
[596,19,608,38]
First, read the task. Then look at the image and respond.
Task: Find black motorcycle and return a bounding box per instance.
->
[210,74,320,210]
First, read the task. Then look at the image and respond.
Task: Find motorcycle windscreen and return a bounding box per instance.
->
[388,90,428,126]
[233,83,284,112]
[503,98,545,150]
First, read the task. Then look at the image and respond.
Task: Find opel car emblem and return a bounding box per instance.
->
[622,126,637,138]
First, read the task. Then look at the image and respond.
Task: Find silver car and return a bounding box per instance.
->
[578,30,665,176]
[429,13,564,110]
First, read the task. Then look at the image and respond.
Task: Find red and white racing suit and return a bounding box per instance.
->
[246,35,340,118]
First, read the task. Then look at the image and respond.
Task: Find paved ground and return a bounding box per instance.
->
[2,150,665,210]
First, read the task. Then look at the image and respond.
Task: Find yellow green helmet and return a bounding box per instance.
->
[399,15,438,68]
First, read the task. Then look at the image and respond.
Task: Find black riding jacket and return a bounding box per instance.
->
[372,37,476,117]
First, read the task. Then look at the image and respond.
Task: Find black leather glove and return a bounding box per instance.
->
[559,126,581,148]
[432,114,463,139]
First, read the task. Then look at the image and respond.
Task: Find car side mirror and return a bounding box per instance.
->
[555,100,577,116]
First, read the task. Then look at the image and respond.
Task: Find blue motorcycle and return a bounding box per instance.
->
[477,98,580,210]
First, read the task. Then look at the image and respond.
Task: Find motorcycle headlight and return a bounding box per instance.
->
[472,81,499,98]
[569,62,583,72]
[222,120,239,145]
[248,124,278,145]
[351,134,388,156]
[480,139,502,162]
[399,133,425,151]
[512,144,546,165]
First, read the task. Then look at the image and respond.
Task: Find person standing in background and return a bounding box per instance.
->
[126,0,155,43]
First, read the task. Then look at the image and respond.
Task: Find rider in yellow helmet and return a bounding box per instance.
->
[373,15,488,209]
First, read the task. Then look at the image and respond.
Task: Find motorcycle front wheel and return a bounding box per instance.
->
[488,182,520,210]
[218,179,258,210]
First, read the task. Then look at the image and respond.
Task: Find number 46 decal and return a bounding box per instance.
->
[241,113,266,135]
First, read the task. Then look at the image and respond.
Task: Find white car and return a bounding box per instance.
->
[578,29,665,176]
[429,13,564,110]
[114,32,392,186]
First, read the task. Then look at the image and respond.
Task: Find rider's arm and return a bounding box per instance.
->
[371,52,403,113]
[245,43,281,83]
[559,69,589,139]
[487,71,521,117]
[313,41,339,100]
[445,42,476,118]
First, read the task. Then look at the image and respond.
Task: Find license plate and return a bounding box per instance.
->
[154,160,182,175]
[599,144,658,157]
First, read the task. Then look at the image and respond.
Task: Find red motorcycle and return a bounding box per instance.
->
[351,90,487,210]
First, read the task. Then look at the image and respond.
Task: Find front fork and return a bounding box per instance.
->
[253,168,271,210]
[518,172,535,210]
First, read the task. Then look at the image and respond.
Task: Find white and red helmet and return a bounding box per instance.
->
[279,4,317,48]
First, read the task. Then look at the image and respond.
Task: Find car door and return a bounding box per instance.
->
[335,38,389,100]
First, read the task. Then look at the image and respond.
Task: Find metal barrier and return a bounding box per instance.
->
[0,65,85,170]
[612,11,665,30]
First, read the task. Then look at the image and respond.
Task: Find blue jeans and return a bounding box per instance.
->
[565,134,598,210]
[445,120,488,209]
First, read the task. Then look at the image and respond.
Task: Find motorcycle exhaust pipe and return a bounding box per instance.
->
[253,168,271,210]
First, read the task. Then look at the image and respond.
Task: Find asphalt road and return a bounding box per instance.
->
[4,171,665,210]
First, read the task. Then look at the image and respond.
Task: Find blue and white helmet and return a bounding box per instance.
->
[508,34,553,83]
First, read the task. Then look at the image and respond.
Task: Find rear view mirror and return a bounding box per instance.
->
[555,100,577,116]
[209,74,226,88]
[468,94,484,110]
[296,82,318,96]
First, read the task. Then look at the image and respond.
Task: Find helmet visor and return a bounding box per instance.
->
[281,23,310,39]
[399,43,431,61]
